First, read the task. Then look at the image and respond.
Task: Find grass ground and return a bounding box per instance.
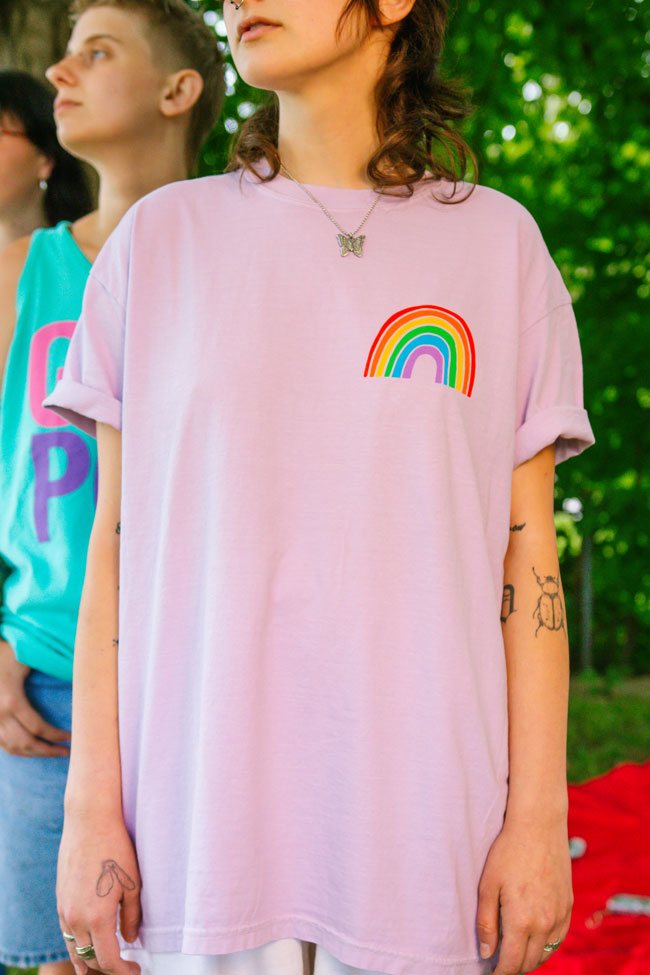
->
[6,677,650,975]
[567,672,650,782]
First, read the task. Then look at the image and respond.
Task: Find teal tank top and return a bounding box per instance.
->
[0,221,93,681]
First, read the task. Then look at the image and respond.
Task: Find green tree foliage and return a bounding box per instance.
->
[191,0,650,673]
[446,0,650,674]
[450,0,650,674]
[172,3,643,672]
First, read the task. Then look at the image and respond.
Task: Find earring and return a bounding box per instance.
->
[39,179,48,191]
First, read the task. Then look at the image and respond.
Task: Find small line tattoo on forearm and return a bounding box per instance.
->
[115,522,121,534]
[112,638,119,647]
[96,859,136,897]
[510,522,526,532]
[501,584,516,623]
[532,566,566,636]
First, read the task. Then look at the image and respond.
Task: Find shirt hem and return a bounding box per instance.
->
[125,915,494,975]
[43,377,122,438]
[514,405,595,469]
[0,622,74,683]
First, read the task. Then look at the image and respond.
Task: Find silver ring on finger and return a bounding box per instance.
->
[543,939,563,952]
[75,943,97,960]
[62,931,76,942]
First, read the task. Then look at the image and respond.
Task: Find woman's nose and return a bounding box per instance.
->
[45,55,77,90]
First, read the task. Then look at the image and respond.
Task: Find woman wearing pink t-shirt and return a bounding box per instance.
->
[46,2,595,975]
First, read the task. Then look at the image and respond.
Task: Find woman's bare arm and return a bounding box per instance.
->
[64,422,123,811]
[477,443,573,975]
[501,443,571,823]
[58,422,141,975]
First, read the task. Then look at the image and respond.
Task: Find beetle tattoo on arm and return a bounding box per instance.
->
[501,584,516,623]
[510,523,526,532]
[532,567,566,636]
[96,859,136,897]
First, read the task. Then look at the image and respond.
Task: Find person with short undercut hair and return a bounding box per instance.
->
[68,0,225,171]
[0,5,224,973]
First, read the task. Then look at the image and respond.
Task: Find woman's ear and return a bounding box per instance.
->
[159,69,204,119]
[378,0,417,28]
[37,154,55,184]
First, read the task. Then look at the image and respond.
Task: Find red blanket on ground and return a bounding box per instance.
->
[543,760,650,974]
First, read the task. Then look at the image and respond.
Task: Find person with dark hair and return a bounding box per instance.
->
[0,69,93,247]
[0,5,224,974]
[47,2,594,975]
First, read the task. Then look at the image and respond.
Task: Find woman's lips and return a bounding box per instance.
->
[54,100,80,113]
[241,23,279,42]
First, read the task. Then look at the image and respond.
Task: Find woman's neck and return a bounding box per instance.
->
[69,141,189,263]
[277,111,378,189]
[0,191,47,251]
[276,35,388,189]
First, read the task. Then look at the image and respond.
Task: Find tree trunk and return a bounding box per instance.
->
[0,0,71,81]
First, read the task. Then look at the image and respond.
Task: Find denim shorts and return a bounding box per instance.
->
[0,668,72,968]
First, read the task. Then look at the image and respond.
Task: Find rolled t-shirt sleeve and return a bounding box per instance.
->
[514,300,595,469]
[43,208,133,438]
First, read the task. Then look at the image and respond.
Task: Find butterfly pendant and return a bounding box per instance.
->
[337,233,365,258]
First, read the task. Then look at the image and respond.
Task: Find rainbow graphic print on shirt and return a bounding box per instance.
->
[364,304,476,397]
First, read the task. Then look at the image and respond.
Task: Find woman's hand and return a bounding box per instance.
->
[477,815,573,973]
[57,806,142,975]
[0,639,71,756]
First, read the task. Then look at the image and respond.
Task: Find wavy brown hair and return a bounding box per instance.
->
[226,0,478,203]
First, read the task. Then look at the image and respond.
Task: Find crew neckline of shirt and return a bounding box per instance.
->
[240,158,442,212]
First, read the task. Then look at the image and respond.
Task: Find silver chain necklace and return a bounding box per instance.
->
[280,163,382,258]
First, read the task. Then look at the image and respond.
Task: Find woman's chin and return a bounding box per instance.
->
[55,129,99,164]
[232,52,302,94]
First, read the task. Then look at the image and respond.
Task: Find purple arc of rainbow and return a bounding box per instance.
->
[364,304,476,397]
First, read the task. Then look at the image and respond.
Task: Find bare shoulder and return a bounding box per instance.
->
[0,234,31,286]
[0,234,33,382]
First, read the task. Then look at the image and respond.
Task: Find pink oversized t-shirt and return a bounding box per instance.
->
[45,166,594,975]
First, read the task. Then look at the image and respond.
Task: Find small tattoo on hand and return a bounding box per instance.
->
[532,567,566,636]
[501,584,516,623]
[96,859,136,897]
[510,523,526,532]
